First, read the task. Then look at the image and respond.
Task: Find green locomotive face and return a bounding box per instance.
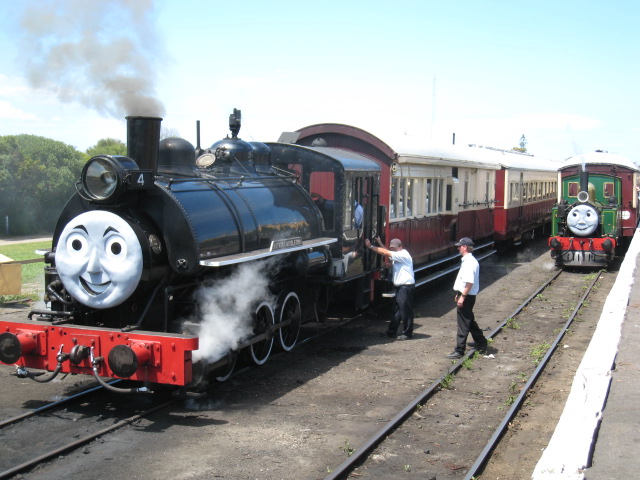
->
[551,173,621,238]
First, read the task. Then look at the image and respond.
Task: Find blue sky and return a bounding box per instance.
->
[0,0,637,161]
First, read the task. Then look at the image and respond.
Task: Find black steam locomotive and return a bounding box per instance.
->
[0,110,378,391]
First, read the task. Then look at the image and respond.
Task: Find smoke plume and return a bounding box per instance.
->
[190,260,277,364]
[17,0,165,117]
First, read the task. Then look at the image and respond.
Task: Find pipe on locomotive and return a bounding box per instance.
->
[580,168,589,195]
[126,116,162,172]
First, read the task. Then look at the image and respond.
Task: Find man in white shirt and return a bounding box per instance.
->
[365,237,415,339]
[446,237,488,359]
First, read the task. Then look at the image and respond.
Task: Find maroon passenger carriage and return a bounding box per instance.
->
[279,123,558,294]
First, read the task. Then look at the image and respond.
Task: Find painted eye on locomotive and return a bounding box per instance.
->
[566,204,599,236]
[55,210,143,309]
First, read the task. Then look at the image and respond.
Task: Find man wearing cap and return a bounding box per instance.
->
[446,237,488,359]
[365,236,415,339]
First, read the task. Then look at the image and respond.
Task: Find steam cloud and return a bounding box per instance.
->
[190,260,277,364]
[17,0,165,117]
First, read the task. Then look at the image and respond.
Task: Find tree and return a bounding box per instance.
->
[161,126,181,139]
[0,135,87,235]
[512,134,528,153]
[85,138,127,157]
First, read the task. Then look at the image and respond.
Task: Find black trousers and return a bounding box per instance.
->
[455,294,486,353]
[388,284,415,337]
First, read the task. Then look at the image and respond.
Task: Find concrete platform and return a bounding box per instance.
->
[532,229,640,479]
[583,245,640,479]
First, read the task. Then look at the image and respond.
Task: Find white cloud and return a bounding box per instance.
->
[0,100,39,120]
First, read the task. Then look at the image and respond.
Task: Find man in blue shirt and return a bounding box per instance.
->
[353,200,363,229]
[446,237,488,359]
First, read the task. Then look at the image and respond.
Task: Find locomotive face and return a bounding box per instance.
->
[567,204,598,236]
[55,211,143,309]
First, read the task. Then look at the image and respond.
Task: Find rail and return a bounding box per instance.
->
[324,268,569,480]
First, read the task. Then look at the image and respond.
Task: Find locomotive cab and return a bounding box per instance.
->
[268,139,382,310]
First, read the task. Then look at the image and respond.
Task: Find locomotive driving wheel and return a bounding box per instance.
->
[249,302,275,365]
[278,291,301,351]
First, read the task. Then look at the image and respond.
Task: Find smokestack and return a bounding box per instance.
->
[126,116,162,171]
[580,168,589,193]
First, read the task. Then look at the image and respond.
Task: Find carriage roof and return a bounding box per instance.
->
[391,136,560,172]
[288,123,560,172]
[559,152,639,172]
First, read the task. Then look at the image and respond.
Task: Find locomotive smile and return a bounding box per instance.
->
[79,275,111,295]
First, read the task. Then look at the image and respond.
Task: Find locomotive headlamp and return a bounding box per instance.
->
[83,156,119,200]
[78,155,153,203]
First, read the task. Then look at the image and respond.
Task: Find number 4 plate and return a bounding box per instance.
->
[127,170,154,189]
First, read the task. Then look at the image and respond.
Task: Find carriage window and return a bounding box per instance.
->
[425,179,432,213]
[406,179,413,217]
[568,182,579,197]
[463,172,469,206]
[399,178,407,217]
[485,172,490,203]
[390,177,398,219]
[603,182,614,198]
[437,179,444,212]
[510,182,519,203]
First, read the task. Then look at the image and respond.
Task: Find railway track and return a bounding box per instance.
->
[0,381,114,429]
[0,245,618,479]
[327,268,609,479]
[0,379,181,480]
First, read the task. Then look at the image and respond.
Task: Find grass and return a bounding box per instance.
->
[505,317,521,329]
[462,351,480,370]
[530,342,551,365]
[440,372,455,389]
[0,240,51,301]
[342,440,355,457]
